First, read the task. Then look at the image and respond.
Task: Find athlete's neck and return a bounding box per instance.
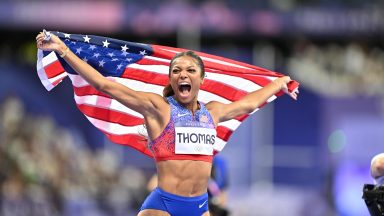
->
[173,96,200,115]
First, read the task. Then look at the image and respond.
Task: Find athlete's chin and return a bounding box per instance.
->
[175,93,193,103]
[178,97,192,104]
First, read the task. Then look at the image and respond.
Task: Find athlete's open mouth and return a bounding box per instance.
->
[178,83,191,93]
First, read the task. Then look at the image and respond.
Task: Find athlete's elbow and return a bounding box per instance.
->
[93,82,104,92]
[245,106,257,114]
[241,102,258,114]
[239,97,262,114]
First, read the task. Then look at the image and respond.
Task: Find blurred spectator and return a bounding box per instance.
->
[288,41,384,97]
[0,95,147,216]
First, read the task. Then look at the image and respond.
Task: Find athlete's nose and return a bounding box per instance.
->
[180,70,188,79]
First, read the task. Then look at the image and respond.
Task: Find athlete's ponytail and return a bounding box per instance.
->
[163,84,174,97]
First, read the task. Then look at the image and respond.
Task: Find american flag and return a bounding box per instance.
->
[36,31,299,157]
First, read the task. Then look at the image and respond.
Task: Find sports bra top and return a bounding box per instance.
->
[148,96,216,162]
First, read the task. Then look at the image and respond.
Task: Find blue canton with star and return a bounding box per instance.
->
[49,31,153,77]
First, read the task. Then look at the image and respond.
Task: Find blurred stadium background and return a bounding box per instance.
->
[0,0,383,215]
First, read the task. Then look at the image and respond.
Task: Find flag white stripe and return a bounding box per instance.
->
[74,94,144,119]
[205,72,262,92]
[144,55,171,63]
[85,116,145,135]
[200,56,254,70]
[49,72,68,85]
[128,63,169,75]
[218,119,241,131]
[40,51,58,69]
[37,50,55,91]
[213,137,226,152]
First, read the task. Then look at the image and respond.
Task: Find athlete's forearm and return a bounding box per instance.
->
[212,78,284,122]
[240,79,282,112]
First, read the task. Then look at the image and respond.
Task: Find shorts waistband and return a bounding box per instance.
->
[155,187,208,202]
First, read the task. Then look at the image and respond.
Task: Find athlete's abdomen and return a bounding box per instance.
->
[156,160,212,197]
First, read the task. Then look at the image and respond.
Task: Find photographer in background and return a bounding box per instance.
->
[362,153,384,216]
[371,153,384,185]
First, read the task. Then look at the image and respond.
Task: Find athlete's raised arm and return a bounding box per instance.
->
[207,76,297,124]
[36,31,167,118]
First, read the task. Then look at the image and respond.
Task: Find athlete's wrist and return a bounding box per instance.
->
[57,45,69,58]
[271,78,283,90]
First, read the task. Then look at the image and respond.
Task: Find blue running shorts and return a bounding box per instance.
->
[140,187,209,216]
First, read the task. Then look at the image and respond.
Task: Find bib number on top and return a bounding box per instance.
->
[174,122,216,155]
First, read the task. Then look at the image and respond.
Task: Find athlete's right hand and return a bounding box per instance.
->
[36,31,67,53]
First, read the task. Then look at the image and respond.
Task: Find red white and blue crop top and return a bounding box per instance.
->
[148,96,216,163]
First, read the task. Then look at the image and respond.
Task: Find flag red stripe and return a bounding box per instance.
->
[122,67,168,85]
[44,60,66,79]
[202,80,247,101]
[76,104,144,126]
[236,114,248,122]
[103,132,153,157]
[217,126,232,142]
[151,45,184,60]
[74,85,110,97]
[139,57,170,66]
[52,78,63,87]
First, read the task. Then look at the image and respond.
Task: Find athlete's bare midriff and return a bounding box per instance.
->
[156,160,212,197]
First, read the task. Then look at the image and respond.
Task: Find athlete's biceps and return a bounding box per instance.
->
[218,103,243,122]
[131,92,165,116]
[101,80,134,99]
[125,92,156,111]
[107,86,154,114]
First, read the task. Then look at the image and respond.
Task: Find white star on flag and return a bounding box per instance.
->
[83,35,91,43]
[102,39,110,48]
[121,44,129,52]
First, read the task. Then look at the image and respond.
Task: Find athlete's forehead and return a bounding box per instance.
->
[171,56,199,68]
